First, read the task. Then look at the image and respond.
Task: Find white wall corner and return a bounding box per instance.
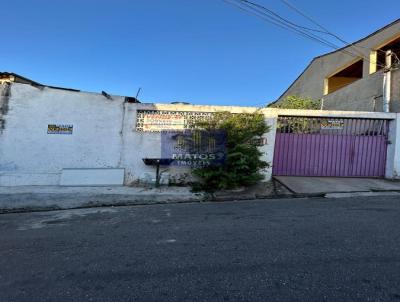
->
[260,117,277,182]
[386,114,400,178]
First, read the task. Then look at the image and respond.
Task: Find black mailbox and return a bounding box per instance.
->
[142,158,174,187]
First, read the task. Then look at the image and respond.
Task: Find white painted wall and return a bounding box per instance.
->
[120,103,164,184]
[0,83,399,186]
[60,168,125,186]
[261,116,277,181]
[0,84,124,185]
[386,113,400,178]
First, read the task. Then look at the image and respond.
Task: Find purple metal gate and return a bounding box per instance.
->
[272,117,389,177]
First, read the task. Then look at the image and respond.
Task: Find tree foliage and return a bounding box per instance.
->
[270,95,321,110]
[190,111,270,192]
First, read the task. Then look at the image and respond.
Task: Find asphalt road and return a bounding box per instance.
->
[1,196,400,302]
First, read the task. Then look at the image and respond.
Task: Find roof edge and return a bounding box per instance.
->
[273,18,400,104]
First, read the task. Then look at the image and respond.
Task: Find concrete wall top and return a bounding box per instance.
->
[263,108,397,119]
[136,103,397,120]
[136,103,260,114]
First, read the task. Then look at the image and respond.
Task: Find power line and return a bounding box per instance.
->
[238,0,373,62]
[224,0,365,60]
[279,0,388,67]
[223,0,386,68]
[279,0,358,47]
[226,0,344,50]
[239,0,328,35]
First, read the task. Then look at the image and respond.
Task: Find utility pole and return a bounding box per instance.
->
[383,50,392,113]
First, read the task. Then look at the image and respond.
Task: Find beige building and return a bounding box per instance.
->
[275,19,400,112]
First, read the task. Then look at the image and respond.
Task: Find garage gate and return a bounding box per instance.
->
[272,116,389,178]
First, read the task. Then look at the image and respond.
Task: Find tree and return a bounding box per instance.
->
[189,111,270,192]
[270,95,321,110]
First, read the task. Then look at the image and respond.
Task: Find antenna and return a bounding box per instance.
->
[135,87,142,100]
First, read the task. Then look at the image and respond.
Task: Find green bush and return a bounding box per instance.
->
[190,111,270,192]
[270,95,321,110]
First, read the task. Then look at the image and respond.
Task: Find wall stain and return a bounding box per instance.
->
[0,162,17,171]
[0,83,11,132]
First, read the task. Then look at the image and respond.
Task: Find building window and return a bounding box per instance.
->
[324,59,363,95]
[369,35,400,74]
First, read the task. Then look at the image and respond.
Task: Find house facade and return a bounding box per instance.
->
[0,77,276,186]
[2,73,400,186]
[275,19,400,112]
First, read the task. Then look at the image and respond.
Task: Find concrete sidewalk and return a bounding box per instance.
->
[275,176,400,195]
[3,177,399,213]
[0,180,293,212]
[0,186,204,213]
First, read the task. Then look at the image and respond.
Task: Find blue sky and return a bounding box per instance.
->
[1,0,399,106]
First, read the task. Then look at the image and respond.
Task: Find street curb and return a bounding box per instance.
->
[0,191,328,214]
[3,188,398,214]
[0,193,204,214]
[209,192,325,202]
[325,191,400,199]
[0,199,201,214]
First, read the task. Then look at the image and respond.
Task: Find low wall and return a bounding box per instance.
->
[121,103,279,184]
[0,84,124,186]
[0,83,399,186]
